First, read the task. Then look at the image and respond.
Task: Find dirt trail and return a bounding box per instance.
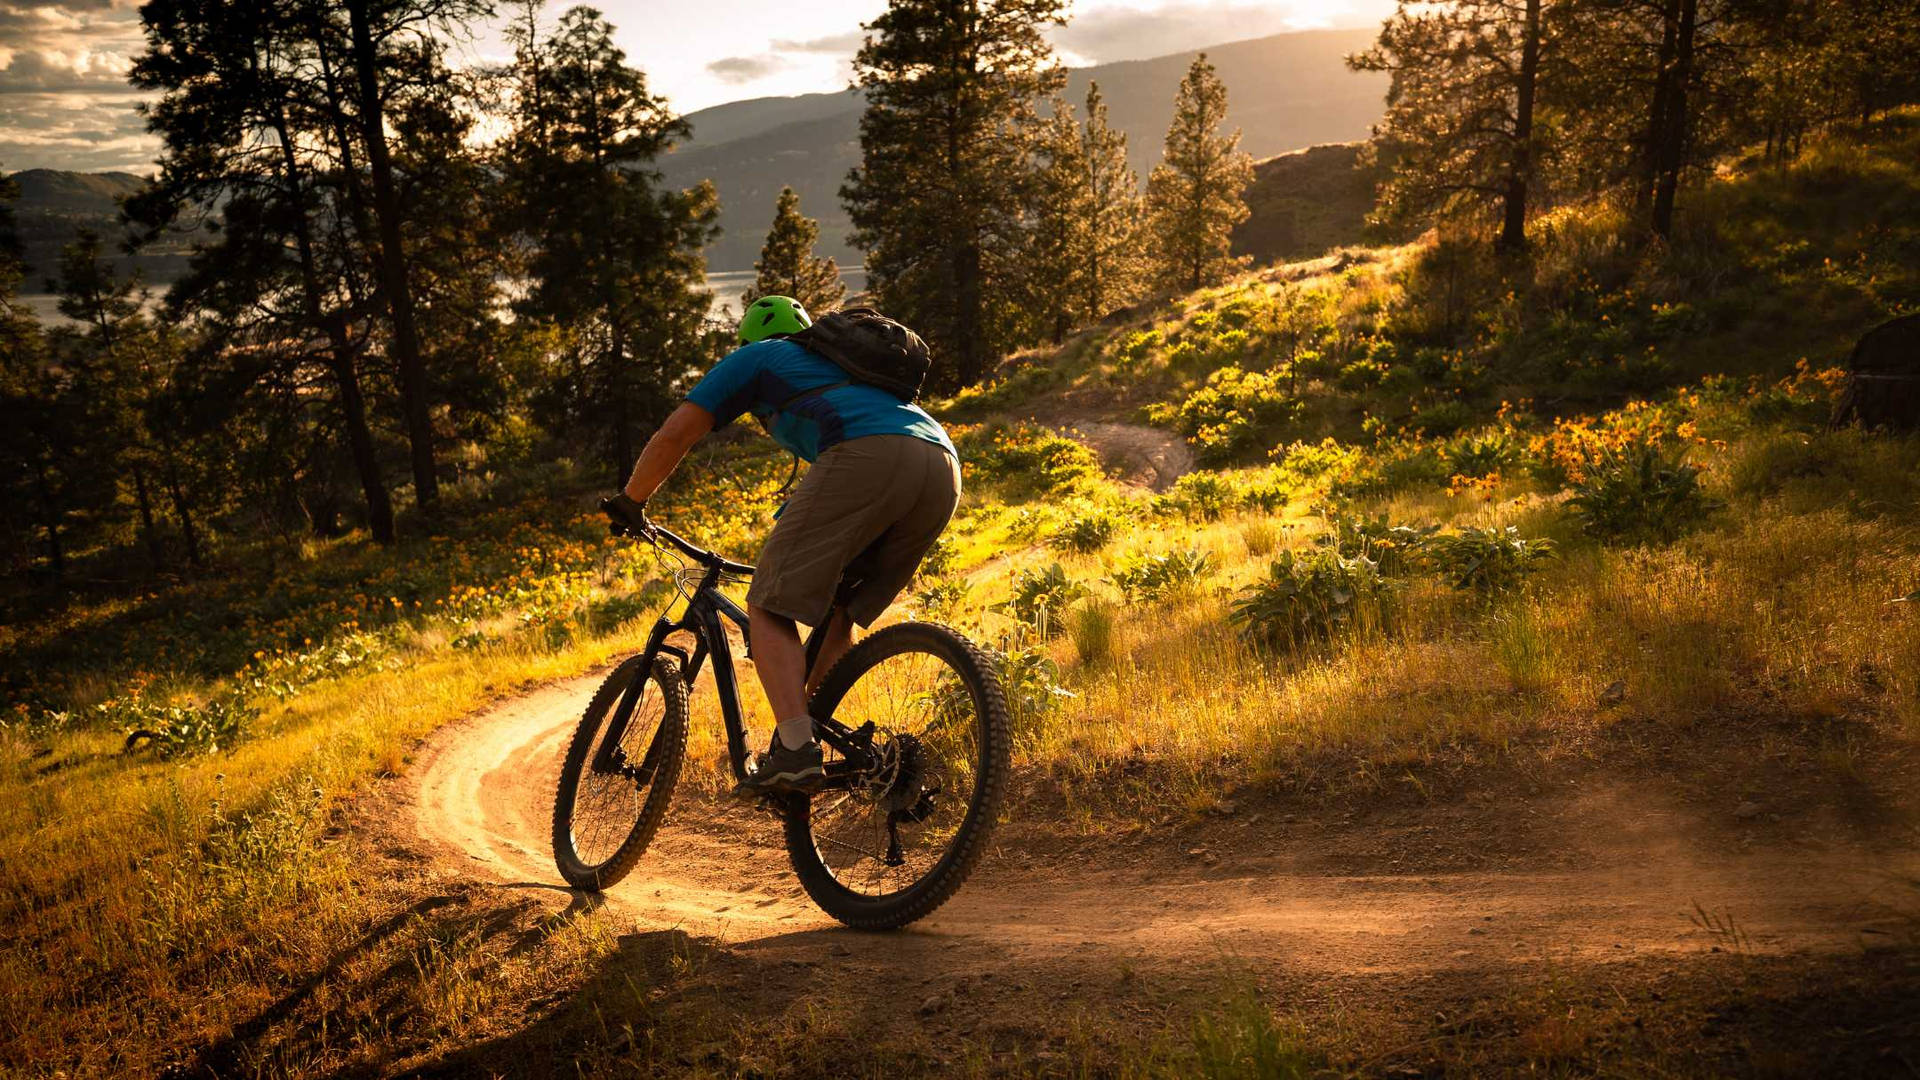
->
[406,671,1917,985]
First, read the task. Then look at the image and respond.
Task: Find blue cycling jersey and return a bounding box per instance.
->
[685,338,955,463]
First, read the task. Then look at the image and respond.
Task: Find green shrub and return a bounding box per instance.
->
[1442,430,1521,478]
[917,534,958,578]
[1229,550,1392,652]
[1315,510,1436,576]
[1006,507,1060,544]
[1002,563,1087,637]
[1233,473,1292,512]
[1567,441,1717,543]
[956,423,1103,495]
[911,578,970,622]
[1272,438,1364,492]
[1409,398,1478,438]
[1109,549,1215,604]
[1423,526,1556,592]
[1337,357,1390,391]
[1050,504,1124,553]
[118,693,259,759]
[1147,366,1303,463]
[942,630,1074,742]
[1165,473,1236,521]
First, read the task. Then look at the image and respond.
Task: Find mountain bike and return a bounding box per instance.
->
[551,509,1011,930]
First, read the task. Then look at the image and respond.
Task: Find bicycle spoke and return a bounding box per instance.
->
[566,671,667,869]
[806,644,982,899]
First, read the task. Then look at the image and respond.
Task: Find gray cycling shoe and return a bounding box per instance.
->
[732,738,826,798]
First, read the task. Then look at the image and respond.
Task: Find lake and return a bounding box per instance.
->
[705,266,867,320]
[17,265,868,329]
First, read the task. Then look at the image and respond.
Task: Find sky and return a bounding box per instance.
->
[0,0,1394,175]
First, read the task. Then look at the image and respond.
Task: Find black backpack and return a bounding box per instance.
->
[787,307,931,403]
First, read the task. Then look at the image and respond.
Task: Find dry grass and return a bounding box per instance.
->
[0,623,654,1076]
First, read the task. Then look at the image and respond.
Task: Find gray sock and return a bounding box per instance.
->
[775,716,815,751]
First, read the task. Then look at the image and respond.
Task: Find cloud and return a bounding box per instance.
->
[769,30,864,54]
[706,53,787,84]
[0,90,155,172]
[1052,1,1386,64]
[0,0,154,171]
[0,46,134,91]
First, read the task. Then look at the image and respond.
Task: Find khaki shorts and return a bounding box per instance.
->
[748,435,961,627]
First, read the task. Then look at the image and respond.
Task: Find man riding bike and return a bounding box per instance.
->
[602,296,959,799]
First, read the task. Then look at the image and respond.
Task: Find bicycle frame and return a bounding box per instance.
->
[589,524,879,790]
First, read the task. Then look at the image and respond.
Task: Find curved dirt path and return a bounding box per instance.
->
[405,671,1917,984]
[1063,421,1194,491]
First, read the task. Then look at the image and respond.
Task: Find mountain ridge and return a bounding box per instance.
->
[667,26,1386,271]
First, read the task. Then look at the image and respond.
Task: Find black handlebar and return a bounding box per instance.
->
[634,516,756,576]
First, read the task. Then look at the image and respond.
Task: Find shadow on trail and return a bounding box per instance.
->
[399,926,718,1079]
[171,893,464,1080]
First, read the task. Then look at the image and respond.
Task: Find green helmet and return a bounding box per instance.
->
[738,295,811,345]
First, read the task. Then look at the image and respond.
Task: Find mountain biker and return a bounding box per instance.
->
[602,295,959,798]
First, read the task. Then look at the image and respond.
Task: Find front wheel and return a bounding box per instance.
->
[785,622,1011,929]
[552,654,688,890]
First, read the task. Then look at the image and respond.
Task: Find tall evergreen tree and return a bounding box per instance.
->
[340,0,480,511]
[1077,82,1145,321]
[131,0,398,543]
[1350,1,1554,251]
[1145,54,1254,293]
[50,233,208,568]
[1025,97,1092,343]
[744,187,846,314]
[842,0,1067,389]
[501,4,719,476]
[0,167,68,580]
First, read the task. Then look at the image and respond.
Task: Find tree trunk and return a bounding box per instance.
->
[347,0,439,510]
[270,107,396,544]
[1499,0,1542,253]
[954,239,984,386]
[33,461,64,582]
[159,449,202,568]
[130,461,164,571]
[1650,0,1697,239]
[610,319,634,480]
[1637,0,1680,214]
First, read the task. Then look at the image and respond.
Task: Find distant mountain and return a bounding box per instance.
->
[666,26,1387,272]
[8,27,1390,301]
[6,168,197,291]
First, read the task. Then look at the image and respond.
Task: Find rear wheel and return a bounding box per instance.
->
[784,622,1011,929]
[552,655,688,890]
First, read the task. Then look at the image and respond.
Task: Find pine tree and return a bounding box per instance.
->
[1145,54,1254,293]
[0,166,69,581]
[1021,83,1147,343]
[131,0,397,542]
[1025,97,1092,343]
[744,187,845,315]
[1350,1,1552,251]
[842,0,1067,389]
[51,232,206,568]
[502,5,718,477]
[1078,82,1145,321]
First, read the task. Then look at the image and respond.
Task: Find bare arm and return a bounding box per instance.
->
[622,402,716,503]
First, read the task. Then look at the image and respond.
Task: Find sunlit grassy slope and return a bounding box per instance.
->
[4,113,1919,1075]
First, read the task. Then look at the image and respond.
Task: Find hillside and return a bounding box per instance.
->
[1229,141,1399,266]
[6,168,193,290]
[666,27,1387,269]
[5,111,1918,1078]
